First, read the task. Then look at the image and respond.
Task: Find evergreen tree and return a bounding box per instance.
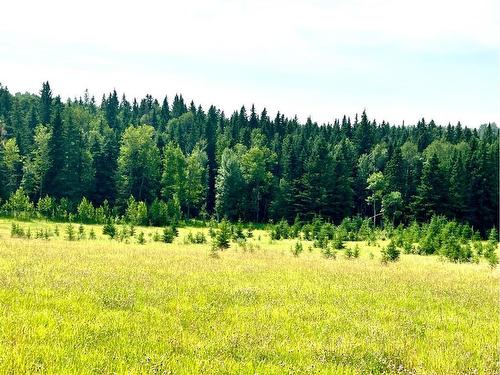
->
[206,105,217,213]
[39,81,52,125]
[412,153,445,221]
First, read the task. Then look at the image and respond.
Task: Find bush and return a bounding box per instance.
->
[103,219,116,239]
[11,223,25,238]
[484,242,499,268]
[353,244,360,258]
[381,241,400,263]
[321,245,337,259]
[65,223,76,241]
[332,236,345,250]
[186,231,207,244]
[440,235,471,263]
[402,241,414,254]
[291,241,303,257]
[125,196,148,226]
[233,220,245,241]
[77,197,95,223]
[89,228,96,240]
[137,231,146,244]
[213,219,231,250]
[6,188,35,220]
[162,226,177,243]
[37,195,55,218]
[149,199,168,226]
[78,224,86,240]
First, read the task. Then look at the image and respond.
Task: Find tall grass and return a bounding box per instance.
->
[0,219,497,374]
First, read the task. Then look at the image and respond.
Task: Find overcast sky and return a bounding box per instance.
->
[1,0,498,126]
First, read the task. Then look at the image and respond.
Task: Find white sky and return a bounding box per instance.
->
[1,0,499,126]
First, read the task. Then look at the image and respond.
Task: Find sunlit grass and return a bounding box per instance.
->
[0,219,498,374]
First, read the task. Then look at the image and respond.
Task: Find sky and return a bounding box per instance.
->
[0,0,498,127]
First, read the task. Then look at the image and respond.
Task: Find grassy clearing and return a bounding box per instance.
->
[0,219,498,374]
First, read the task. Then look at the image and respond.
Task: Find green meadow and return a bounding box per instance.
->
[0,219,498,374]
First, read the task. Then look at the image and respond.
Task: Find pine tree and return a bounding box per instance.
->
[39,81,52,125]
[412,153,445,221]
[206,106,217,213]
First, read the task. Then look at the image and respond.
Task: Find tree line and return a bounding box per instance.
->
[0,82,498,233]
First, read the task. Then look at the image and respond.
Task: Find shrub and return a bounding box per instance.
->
[291,241,303,257]
[78,224,86,240]
[149,199,169,227]
[484,242,499,269]
[473,241,483,256]
[162,226,177,243]
[233,220,245,241]
[488,227,498,245]
[77,197,95,223]
[103,219,116,239]
[37,195,55,218]
[6,188,35,220]
[440,235,471,263]
[402,241,414,254]
[11,223,25,238]
[213,219,231,250]
[381,241,400,263]
[186,231,207,244]
[321,245,337,259]
[137,231,146,244]
[65,223,76,241]
[332,236,345,250]
[353,244,360,258]
[89,228,96,240]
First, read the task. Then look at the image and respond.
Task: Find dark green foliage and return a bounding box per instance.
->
[381,241,400,263]
[65,223,76,241]
[11,223,25,237]
[213,219,231,250]
[321,245,337,259]
[291,241,303,257]
[137,231,146,244]
[439,234,473,262]
[103,219,116,239]
[352,244,360,258]
[270,219,291,240]
[186,231,207,244]
[232,220,245,241]
[332,236,345,250]
[0,82,497,232]
[162,226,178,243]
[78,224,85,240]
[484,244,498,268]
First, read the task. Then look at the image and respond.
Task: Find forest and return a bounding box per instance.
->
[0,82,498,234]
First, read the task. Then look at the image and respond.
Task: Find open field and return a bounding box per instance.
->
[0,219,498,374]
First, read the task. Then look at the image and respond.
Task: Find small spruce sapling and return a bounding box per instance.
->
[381,240,400,263]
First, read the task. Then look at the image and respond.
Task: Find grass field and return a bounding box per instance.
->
[0,218,498,374]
